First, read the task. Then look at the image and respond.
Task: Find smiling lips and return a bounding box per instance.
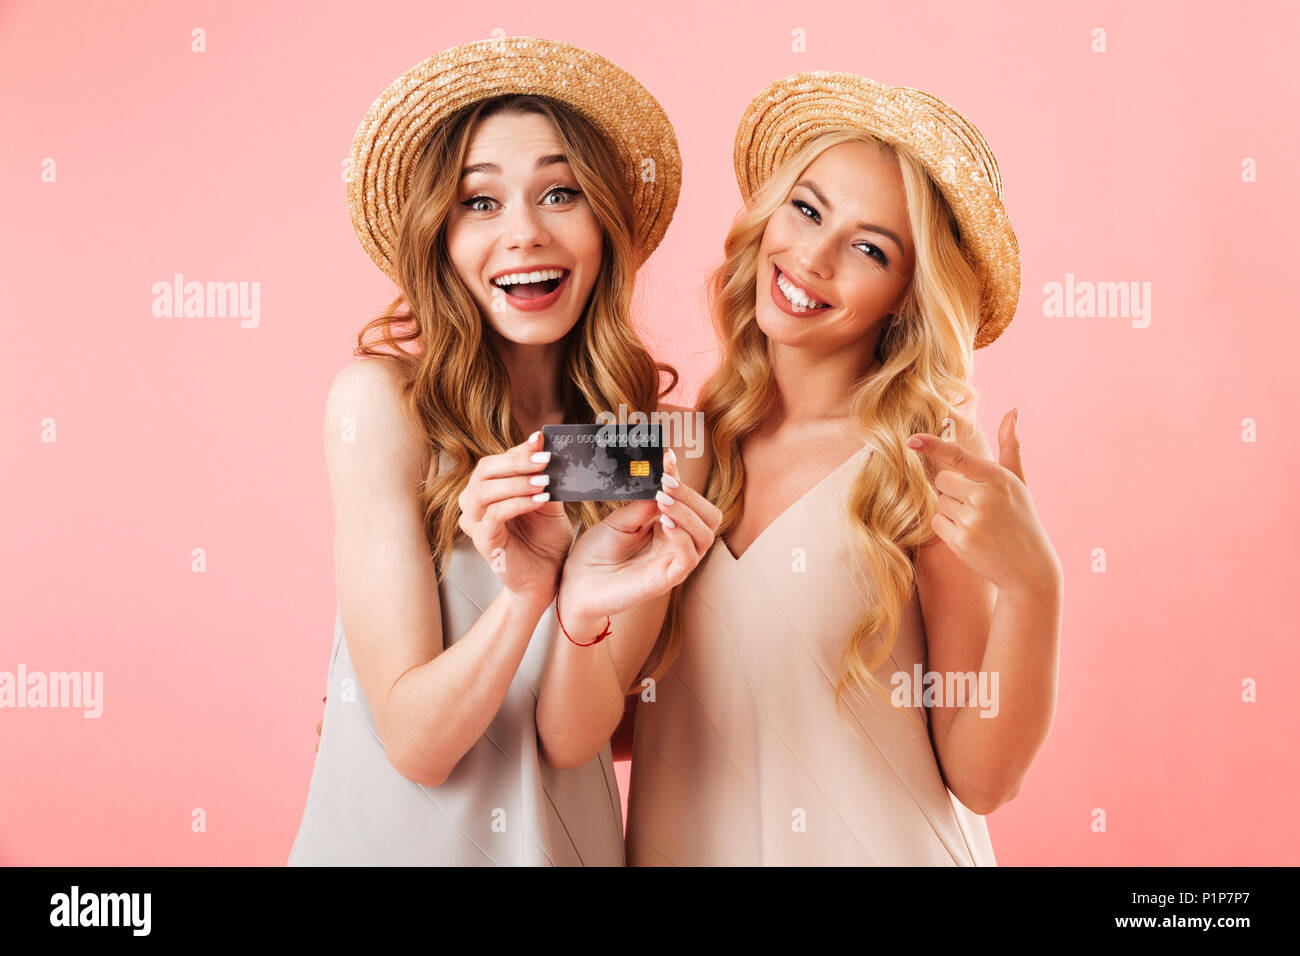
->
[491,267,571,311]
[771,264,832,316]
[489,262,827,316]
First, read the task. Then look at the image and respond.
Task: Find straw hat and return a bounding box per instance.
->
[347,36,682,282]
[733,72,1020,348]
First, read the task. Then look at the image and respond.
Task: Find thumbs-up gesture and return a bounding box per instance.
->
[905,404,1061,599]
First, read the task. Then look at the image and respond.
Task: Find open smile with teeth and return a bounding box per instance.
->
[775,266,831,312]
[491,268,569,300]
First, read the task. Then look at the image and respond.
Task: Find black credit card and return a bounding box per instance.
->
[541,423,664,501]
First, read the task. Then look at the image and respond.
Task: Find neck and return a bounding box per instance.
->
[488,330,569,437]
[766,334,882,427]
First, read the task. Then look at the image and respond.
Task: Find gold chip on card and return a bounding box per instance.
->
[629,460,650,477]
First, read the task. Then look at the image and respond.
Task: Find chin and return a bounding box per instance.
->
[754,303,816,347]
[486,315,580,347]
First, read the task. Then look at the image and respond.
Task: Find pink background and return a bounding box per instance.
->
[2,0,1297,865]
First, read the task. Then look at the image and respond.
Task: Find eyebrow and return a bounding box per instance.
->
[794,179,905,255]
[460,153,570,180]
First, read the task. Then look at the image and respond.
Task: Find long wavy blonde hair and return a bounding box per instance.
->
[644,129,983,724]
[353,94,677,576]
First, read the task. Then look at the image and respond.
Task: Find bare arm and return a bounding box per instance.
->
[536,408,715,769]
[913,402,1063,814]
[326,357,555,787]
[916,531,1062,814]
[535,577,671,770]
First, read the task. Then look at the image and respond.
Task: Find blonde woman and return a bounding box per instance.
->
[288,38,718,867]
[603,73,1060,865]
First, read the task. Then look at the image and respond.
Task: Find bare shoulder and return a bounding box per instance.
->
[326,354,411,414]
[322,355,445,779]
[324,356,429,481]
[658,401,712,492]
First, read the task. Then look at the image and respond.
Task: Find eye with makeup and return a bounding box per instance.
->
[790,198,889,266]
[460,185,582,213]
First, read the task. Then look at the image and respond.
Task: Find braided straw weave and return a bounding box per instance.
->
[733,72,1020,348]
[347,36,682,282]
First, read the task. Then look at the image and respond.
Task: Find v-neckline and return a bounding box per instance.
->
[718,443,872,563]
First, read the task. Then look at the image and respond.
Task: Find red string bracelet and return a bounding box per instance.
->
[556,597,611,647]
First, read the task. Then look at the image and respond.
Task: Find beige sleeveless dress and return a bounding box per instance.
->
[288,451,625,866]
[626,443,997,866]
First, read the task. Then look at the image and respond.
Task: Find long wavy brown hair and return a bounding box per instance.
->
[644,130,984,726]
[353,94,677,576]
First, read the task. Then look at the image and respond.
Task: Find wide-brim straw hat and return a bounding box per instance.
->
[347,36,682,282]
[733,72,1020,349]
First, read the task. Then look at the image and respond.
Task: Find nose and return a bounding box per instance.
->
[793,232,834,280]
[503,200,551,251]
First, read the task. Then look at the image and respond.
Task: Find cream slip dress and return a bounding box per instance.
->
[626,443,997,866]
[288,450,625,866]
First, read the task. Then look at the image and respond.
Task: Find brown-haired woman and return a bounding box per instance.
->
[289,39,719,867]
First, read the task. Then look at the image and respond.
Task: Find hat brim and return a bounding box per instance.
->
[733,72,1020,349]
[348,36,682,282]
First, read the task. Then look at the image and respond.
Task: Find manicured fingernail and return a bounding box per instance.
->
[906,436,923,448]
[656,490,674,506]
[666,448,677,465]
[532,491,550,502]
[661,473,680,489]
[660,513,676,529]
[529,430,540,443]
[530,451,551,463]
[529,474,550,487]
